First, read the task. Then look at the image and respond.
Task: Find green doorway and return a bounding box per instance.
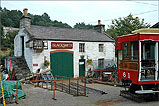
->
[79,59,85,77]
[50,51,74,78]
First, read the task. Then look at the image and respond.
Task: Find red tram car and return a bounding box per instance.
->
[116,29,159,98]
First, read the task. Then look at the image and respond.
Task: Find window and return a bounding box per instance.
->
[99,44,104,52]
[79,43,85,52]
[98,58,104,69]
[26,40,33,48]
[118,50,122,60]
[124,43,129,58]
[43,41,48,49]
[131,42,138,60]
[33,40,43,49]
[142,42,155,60]
[26,42,29,48]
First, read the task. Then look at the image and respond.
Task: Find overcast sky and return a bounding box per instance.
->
[1,0,159,28]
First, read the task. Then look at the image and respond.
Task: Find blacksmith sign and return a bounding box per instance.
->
[51,42,73,49]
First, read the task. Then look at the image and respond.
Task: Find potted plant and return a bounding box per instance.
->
[44,60,50,68]
[87,59,93,65]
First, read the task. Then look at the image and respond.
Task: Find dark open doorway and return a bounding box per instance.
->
[21,36,24,56]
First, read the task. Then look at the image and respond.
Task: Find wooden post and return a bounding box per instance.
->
[77,78,79,96]
[15,81,19,104]
[84,77,86,96]
[36,73,38,81]
[69,78,70,94]
[62,80,63,91]
[42,80,43,88]
[51,81,53,90]
[29,72,30,81]
[46,81,48,89]
[33,73,35,86]
[33,73,34,81]
[37,74,39,87]
[52,79,56,100]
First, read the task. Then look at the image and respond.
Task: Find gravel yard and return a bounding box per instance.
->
[7,83,159,106]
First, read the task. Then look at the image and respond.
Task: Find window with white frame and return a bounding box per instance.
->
[33,40,43,49]
[99,44,104,52]
[43,41,48,49]
[98,58,104,69]
[79,43,85,52]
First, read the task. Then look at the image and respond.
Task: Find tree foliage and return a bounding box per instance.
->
[0,29,18,61]
[0,7,72,28]
[74,22,93,29]
[106,14,150,40]
[0,8,22,28]
[1,30,18,50]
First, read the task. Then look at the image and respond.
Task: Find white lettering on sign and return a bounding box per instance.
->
[79,62,84,65]
[51,42,73,49]
[123,72,126,78]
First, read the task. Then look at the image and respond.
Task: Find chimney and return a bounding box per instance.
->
[98,20,101,25]
[23,8,28,17]
[20,8,31,28]
[94,20,105,34]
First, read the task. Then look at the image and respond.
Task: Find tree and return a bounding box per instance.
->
[0,7,72,29]
[106,14,150,40]
[1,30,18,50]
[0,30,18,64]
[74,22,93,29]
[0,8,22,28]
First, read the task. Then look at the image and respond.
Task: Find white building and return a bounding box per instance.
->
[14,8,115,78]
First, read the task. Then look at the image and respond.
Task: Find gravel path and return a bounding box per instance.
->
[7,83,159,106]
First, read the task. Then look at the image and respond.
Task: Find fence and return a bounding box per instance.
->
[15,74,87,104]
[87,59,116,70]
[86,59,117,83]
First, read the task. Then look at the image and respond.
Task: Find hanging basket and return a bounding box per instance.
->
[34,49,43,53]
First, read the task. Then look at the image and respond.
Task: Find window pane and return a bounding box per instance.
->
[79,43,85,52]
[99,44,103,52]
[98,59,104,69]
[131,42,138,60]
[124,43,128,58]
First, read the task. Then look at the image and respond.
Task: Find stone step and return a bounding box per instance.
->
[12,56,30,80]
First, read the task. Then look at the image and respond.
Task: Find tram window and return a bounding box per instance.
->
[124,43,128,58]
[118,50,122,60]
[143,43,155,60]
[131,42,138,60]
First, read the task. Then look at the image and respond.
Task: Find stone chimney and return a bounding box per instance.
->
[20,8,31,28]
[94,20,105,34]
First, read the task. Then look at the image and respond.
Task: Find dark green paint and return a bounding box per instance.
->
[50,52,74,78]
[79,59,85,77]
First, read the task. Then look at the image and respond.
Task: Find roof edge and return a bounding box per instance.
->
[31,38,115,42]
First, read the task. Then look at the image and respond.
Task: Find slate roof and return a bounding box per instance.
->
[25,25,114,42]
[151,22,159,28]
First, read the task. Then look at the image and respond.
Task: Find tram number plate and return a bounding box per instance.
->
[128,73,130,78]
[123,72,126,77]
[123,72,130,78]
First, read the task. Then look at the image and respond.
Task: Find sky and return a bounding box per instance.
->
[1,0,159,28]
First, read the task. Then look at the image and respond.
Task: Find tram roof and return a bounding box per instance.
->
[116,31,159,50]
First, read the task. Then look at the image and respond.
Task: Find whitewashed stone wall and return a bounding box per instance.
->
[15,30,115,76]
[14,28,33,71]
[31,41,115,77]
[14,28,24,57]
[24,32,33,72]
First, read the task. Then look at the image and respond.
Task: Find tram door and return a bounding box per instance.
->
[140,41,158,81]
